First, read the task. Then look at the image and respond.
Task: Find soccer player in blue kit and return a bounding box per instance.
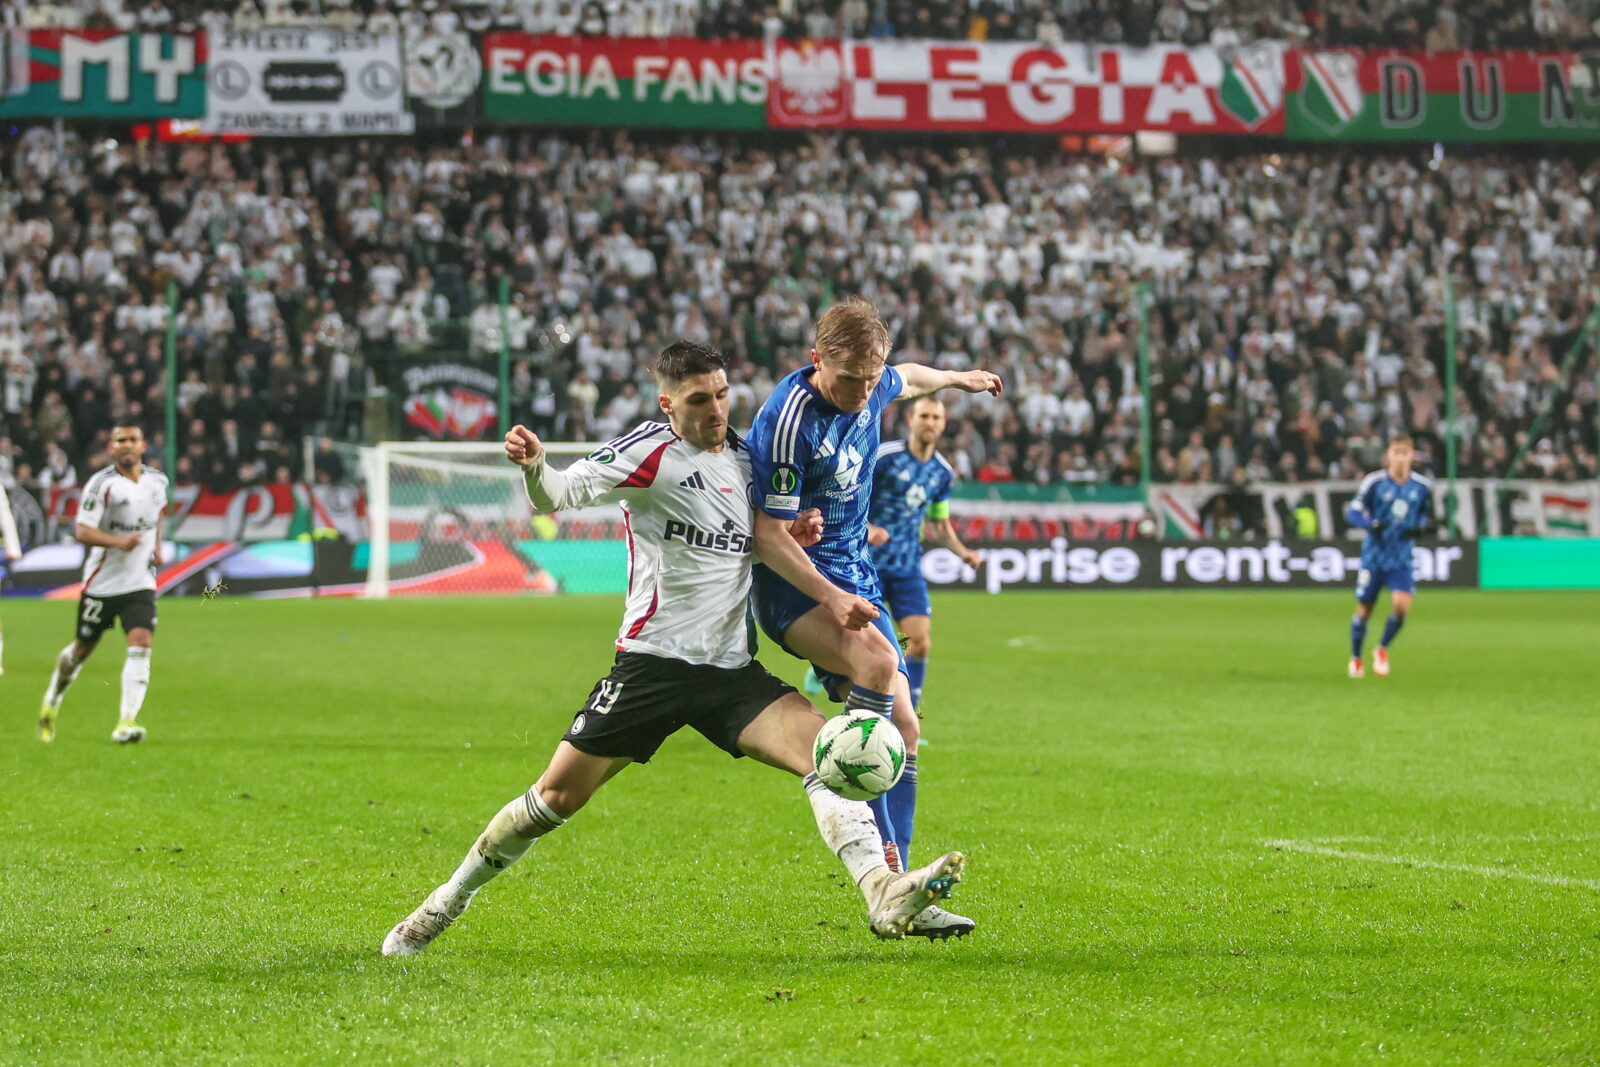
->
[1345,434,1434,678]
[747,297,1002,939]
[865,396,983,710]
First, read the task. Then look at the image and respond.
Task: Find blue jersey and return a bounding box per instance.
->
[1346,470,1433,572]
[747,364,905,575]
[868,439,955,577]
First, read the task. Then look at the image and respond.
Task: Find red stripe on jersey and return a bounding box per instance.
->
[622,510,636,594]
[625,584,660,639]
[618,440,673,489]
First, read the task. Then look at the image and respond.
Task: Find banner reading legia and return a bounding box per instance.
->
[1287,49,1600,141]
[483,34,765,128]
[767,40,1286,133]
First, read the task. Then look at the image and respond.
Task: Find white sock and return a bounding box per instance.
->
[119,647,151,723]
[804,773,890,897]
[442,785,565,900]
[45,645,86,707]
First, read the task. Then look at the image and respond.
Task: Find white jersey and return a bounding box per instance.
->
[524,421,758,669]
[77,465,168,597]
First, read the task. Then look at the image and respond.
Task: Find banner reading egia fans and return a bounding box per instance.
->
[768,40,1286,133]
[204,28,413,135]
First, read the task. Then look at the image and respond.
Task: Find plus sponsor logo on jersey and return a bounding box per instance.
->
[663,517,753,554]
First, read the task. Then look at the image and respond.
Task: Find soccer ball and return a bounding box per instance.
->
[813,710,907,801]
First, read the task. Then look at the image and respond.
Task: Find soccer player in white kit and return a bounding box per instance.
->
[382,341,967,956]
[39,420,167,743]
[0,480,20,675]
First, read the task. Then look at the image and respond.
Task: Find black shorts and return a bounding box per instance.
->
[565,652,797,764]
[76,589,158,642]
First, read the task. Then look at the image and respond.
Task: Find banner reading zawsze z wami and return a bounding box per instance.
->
[205,29,412,135]
[768,40,1286,133]
[483,35,766,128]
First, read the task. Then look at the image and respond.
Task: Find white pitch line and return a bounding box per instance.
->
[1264,839,1600,891]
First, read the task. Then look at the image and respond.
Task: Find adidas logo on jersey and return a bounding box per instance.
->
[678,471,735,494]
[664,519,752,554]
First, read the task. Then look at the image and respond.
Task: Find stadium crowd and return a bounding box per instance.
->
[5,0,1597,49]
[2,127,1598,501]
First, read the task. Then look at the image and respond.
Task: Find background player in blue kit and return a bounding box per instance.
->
[864,396,983,711]
[747,297,1001,939]
[1345,434,1434,678]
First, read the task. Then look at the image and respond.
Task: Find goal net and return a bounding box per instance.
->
[362,442,627,598]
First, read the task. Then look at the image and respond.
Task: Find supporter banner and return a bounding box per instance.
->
[483,34,766,128]
[204,29,413,135]
[1287,50,1600,141]
[924,538,1479,593]
[0,30,205,117]
[406,29,483,127]
[1155,479,1600,540]
[396,361,500,441]
[768,40,1286,133]
[40,482,364,543]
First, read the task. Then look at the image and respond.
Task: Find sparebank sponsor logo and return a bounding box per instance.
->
[923,538,1473,592]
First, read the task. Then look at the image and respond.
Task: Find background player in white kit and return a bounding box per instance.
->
[39,420,167,743]
[382,341,967,956]
[0,479,20,674]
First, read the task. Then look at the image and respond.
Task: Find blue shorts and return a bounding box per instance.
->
[752,562,907,704]
[878,569,932,620]
[1355,563,1415,604]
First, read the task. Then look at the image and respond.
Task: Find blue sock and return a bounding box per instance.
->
[886,753,917,867]
[868,794,897,868]
[905,657,927,709]
[848,685,899,863]
[846,684,894,717]
[1380,613,1405,648]
[1350,614,1368,658]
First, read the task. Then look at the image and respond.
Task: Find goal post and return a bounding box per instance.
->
[362,441,627,599]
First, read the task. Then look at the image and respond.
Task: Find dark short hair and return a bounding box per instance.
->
[655,339,728,387]
[112,416,145,434]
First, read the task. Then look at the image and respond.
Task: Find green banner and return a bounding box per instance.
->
[1287,49,1600,142]
[0,30,205,117]
[1480,538,1600,589]
[482,34,765,128]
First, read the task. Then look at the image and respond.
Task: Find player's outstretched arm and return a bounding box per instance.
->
[924,518,982,569]
[895,363,1004,401]
[508,424,646,514]
[752,513,878,630]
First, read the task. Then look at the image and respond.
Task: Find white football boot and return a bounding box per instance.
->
[382,888,472,956]
[111,721,147,744]
[868,851,964,940]
[908,904,976,940]
[1347,657,1364,679]
[1373,647,1390,677]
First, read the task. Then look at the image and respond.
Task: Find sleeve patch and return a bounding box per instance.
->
[765,494,801,511]
[768,465,800,494]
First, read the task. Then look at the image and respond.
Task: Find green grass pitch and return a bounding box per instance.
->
[2,590,1598,1064]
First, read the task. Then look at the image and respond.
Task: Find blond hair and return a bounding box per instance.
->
[814,297,890,366]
